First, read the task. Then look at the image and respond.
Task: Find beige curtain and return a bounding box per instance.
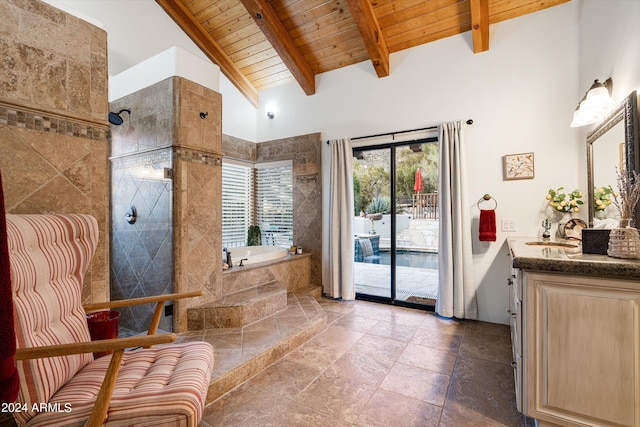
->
[436,121,477,319]
[324,138,355,299]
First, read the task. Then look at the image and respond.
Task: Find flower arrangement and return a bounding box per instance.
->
[546,187,583,213]
[594,186,615,211]
[611,169,640,221]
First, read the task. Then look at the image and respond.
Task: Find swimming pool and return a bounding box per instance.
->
[377,250,438,269]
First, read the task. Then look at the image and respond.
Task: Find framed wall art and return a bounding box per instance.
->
[503,152,535,180]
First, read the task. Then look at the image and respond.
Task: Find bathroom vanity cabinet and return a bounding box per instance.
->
[507,237,640,427]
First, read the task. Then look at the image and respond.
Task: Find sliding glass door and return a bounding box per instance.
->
[353,140,439,308]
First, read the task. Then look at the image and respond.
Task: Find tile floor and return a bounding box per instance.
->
[199,298,533,427]
[354,262,439,300]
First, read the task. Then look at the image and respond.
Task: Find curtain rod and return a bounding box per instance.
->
[326,120,473,144]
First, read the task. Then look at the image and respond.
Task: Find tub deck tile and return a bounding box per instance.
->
[176,286,326,404]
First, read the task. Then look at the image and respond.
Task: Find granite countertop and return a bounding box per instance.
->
[507,236,640,279]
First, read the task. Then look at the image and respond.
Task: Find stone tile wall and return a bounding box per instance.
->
[110,77,223,333]
[0,0,109,304]
[0,0,108,123]
[109,79,175,333]
[110,151,173,333]
[222,133,323,287]
[173,78,223,332]
[222,254,311,296]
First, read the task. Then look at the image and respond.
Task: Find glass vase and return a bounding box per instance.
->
[618,218,635,228]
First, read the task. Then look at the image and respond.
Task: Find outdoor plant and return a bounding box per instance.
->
[247,225,262,246]
[546,187,583,213]
[366,196,391,214]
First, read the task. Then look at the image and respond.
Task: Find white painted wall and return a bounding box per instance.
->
[257,2,581,324]
[109,46,220,101]
[576,0,640,192]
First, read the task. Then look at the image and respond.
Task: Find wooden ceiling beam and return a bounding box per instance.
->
[155,0,260,107]
[470,0,490,53]
[346,0,390,77]
[239,0,316,96]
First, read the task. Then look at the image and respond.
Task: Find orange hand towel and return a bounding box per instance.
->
[479,209,496,242]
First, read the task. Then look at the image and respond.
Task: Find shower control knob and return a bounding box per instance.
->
[125,205,137,224]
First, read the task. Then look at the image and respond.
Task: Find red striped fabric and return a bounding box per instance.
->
[7,215,214,427]
[27,342,214,427]
[8,215,97,426]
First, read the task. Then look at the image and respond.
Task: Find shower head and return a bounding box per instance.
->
[108,108,131,126]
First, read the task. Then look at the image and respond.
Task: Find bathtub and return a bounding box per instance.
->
[229,245,289,266]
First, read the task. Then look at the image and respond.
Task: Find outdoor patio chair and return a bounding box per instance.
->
[6,214,214,427]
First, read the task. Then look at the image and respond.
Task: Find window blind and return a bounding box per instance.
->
[255,161,293,247]
[222,161,253,248]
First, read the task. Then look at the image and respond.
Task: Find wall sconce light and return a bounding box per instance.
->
[200,112,208,119]
[570,78,614,127]
[265,103,276,120]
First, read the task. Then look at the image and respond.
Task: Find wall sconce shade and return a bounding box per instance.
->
[570,78,614,127]
[265,103,276,119]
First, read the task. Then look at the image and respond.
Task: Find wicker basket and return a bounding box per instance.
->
[607,227,640,259]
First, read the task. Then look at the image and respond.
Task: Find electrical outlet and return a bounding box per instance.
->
[501,218,517,232]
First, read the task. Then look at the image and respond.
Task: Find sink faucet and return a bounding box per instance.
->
[239,258,248,267]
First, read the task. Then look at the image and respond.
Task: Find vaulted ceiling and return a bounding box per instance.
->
[156,0,570,107]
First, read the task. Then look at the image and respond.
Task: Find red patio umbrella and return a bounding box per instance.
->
[414,168,423,193]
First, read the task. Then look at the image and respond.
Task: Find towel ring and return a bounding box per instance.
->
[478,194,497,210]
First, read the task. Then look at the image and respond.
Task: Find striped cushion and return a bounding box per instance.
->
[7,214,215,427]
[25,342,214,427]
[7,214,97,425]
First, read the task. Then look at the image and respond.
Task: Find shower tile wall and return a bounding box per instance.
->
[110,77,223,333]
[111,152,172,333]
[109,78,175,334]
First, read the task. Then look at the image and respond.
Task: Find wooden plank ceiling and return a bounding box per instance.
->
[156,0,570,107]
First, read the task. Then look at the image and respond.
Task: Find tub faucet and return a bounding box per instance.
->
[239,258,248,267]
[225,250,233,268]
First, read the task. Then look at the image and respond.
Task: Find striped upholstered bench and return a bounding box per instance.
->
[7,214,214,427]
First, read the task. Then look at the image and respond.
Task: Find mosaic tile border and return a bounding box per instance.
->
[173,148,222,166]
[111,148,172,170]
[0,104,108,141]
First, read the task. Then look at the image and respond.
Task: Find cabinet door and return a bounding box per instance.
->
[525,272,640,427]
[509,268,524,413]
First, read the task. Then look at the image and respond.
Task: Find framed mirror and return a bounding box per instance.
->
[586,90,640,227]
